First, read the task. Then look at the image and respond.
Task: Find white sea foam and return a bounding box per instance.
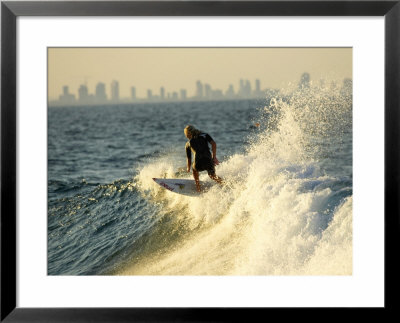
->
[130,85,352,275]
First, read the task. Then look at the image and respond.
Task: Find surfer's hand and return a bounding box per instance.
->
[213,157,220,166]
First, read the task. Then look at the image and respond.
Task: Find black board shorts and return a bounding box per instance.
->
[193,157,215,175]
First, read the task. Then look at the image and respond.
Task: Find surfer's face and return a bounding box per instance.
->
[184,131,192,139]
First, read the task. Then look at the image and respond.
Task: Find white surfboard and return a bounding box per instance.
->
[152,178,213,196]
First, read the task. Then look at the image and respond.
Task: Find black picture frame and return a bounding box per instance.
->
[1,1,399,321]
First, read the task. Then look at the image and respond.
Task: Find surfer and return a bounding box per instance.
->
[184,125,223,192]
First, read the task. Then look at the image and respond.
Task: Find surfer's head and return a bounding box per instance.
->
[184,125,201,139]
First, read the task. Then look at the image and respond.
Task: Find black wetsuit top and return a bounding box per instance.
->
[185,133,215,174]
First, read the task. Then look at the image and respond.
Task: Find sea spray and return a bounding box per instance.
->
[123,85,352,275]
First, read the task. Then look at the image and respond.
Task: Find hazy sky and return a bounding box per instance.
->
[48,48,352,100]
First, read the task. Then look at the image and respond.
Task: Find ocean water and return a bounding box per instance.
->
[48,86,352,275]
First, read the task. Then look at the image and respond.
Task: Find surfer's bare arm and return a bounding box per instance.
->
[210,140,220,165]
[185,142,192,172]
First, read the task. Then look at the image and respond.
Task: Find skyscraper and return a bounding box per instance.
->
[239,79,251,98]
[131,87,136,100]
[204,84,212,99]
[245,80,251,97]
[254,79,263,97]
[196,81,203,99]
[111,80,120,102]
[239,79,245,97]
[95,82,107,103]
[78,84,89,103]
[180,89,187,100]
[226,84,235,99]
[59,86,76,105]
[62,86,69,96]
[160,87,165,100]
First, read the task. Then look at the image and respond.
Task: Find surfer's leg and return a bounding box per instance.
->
[206,162,223,185]
[192,169,201,192]
[205,160,223,185]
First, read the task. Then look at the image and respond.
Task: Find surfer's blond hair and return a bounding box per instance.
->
[184,125,202,138]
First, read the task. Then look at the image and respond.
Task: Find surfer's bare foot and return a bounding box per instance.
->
[209,174,223,186]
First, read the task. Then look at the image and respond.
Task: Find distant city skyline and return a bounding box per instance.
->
[53,77,273,106]
[48,48,352,102]
[51,73,352,106]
